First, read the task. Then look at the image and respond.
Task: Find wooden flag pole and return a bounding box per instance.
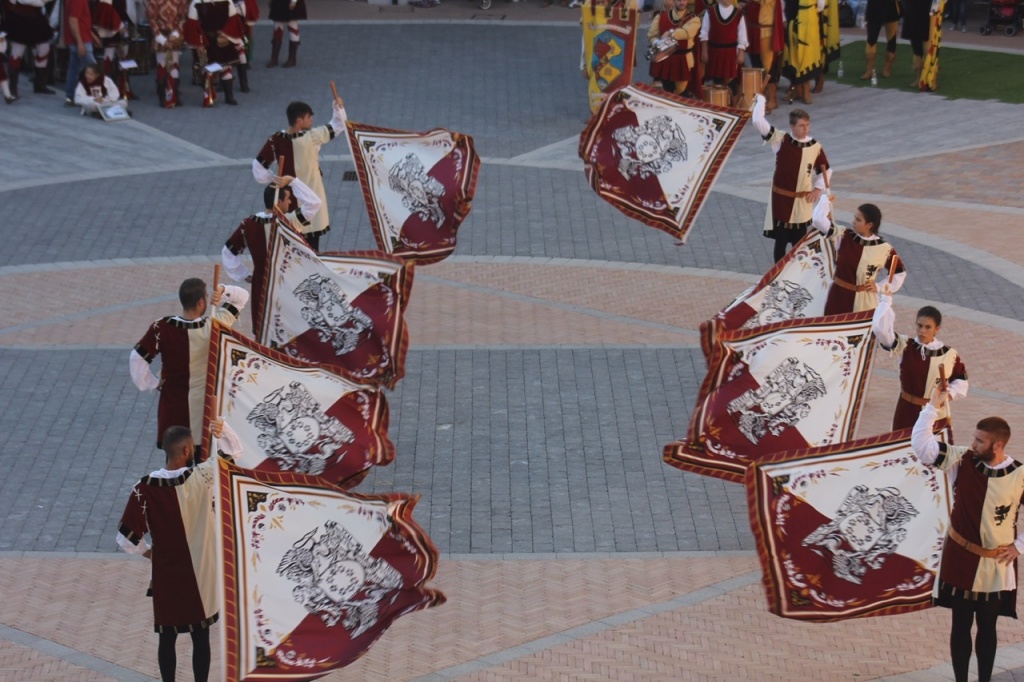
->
[274,154,285,209]
[938,363,948,393]
[820,164,833,222]
[330,80,339,101]
[888,254,900,285]
[212,263,221,306]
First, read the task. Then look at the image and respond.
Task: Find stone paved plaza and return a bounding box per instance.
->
[2,6,1024,680]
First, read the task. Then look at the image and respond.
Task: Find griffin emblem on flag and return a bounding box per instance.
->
[347,122,480,265]
[579,83,749,242]
[746,430,952,621]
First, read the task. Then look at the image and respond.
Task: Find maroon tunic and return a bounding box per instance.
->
[118,460,220,632]
[822,228,902,316]
[704,4,743,83]
[887,338,967,430]
[183,0,245,64]
[767,133,828,231]
[650,9,701,93]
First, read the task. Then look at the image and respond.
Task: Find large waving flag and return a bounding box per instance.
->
[665,312,877,482]
[347,122,480,265]
[746,429,952,621]
[205,324,394,488]
[579,83,749,242]
[257,223,413,389]
[700,231,838,362]
[218,459,444,681]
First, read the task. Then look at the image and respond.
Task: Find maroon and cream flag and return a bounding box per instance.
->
[746,429,952,621]
[665,312,877,483]
[217,459,444,681]
[257,223,413,389]
[205,324,394,489]
[579,83,749,242]
[347,121,481,265]
[700,230,838,363]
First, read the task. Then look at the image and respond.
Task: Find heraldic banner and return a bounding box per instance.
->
[257,224,413,389]
[579,83,750,242]
[700,231,838,363]
[347,122,481,265]
[218,459,445,681]
[665,312,877,482]
[581,0,639,113]
[746,429,952,621]
[205,324,395,488]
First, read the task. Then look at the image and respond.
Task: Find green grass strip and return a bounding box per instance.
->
[828,39,1024,103]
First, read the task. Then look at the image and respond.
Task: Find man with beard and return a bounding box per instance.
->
[912,389,1024,682]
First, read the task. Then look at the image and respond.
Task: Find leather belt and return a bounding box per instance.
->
[900,391,929,407]
[948,526,1000,559]
[832,277,875,293]
[771,185,810,199]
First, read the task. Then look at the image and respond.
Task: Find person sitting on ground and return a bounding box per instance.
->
[73,63,128,116]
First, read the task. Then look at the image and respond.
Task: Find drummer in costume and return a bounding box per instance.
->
[183,0,245,105]
[699,0,747,99]
[743,0,784,111]
[2,0,55,97]
[266,0,305,68]
[147,0,188,106]
[91,0,130,76]
[647,0,702,98]
[781,0,823,105]
[861,0,902,80]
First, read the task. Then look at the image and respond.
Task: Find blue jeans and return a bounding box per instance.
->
[64,46,96,99]
[953,0,970,25]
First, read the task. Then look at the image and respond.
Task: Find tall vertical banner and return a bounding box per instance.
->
[205,324,394,488]
[347,122,481,265]
[665,312,877,482]
[746,429,952,621]
[257,225,413,389]
[579,83,749,242]
[919,0,947,92]
[218,459,445,681]
[582,0,640,113]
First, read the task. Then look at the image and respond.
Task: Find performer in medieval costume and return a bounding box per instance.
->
[3,0,55,97]
[266,0,304,68]
[117,423,240,682]
[902,0,935,86]
[183,0,245,105]
[872,293,968,431]
[253,94,346,252]
[91,0,129,75]
[648,0,702,98]
[222,176,321,333]
[743,0,784,112]
[231,0,257,92]
[130,278,248,450]
[699,0,747,97]
[0,32,16,103]
[810,195,905,315]
[913,391,1024,682]
[861,0,901,80]
[74,62,128,114]
[781,0,823,104]
[811,0,839,93]
[147,0,187,106]
[751,93,830,262]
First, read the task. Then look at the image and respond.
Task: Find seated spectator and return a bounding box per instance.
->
[73,64,129,116]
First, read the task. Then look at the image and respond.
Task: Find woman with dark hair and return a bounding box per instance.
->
[810,195,906,315]
[73,63,128,115]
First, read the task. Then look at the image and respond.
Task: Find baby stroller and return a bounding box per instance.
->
[979,0,1021,35]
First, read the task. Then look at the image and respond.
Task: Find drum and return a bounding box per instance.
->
[647,35,677,63]
[126,36,152,75]
[702,84,730,107]
[739,67,765,109]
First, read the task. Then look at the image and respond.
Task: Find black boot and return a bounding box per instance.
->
[156,78,166,106]
[282,41,298,68]
[222,78,237,105]
[237,63,249,93]
[267,32,282,67]
[33,67,55,94]
[9,69,18,98]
